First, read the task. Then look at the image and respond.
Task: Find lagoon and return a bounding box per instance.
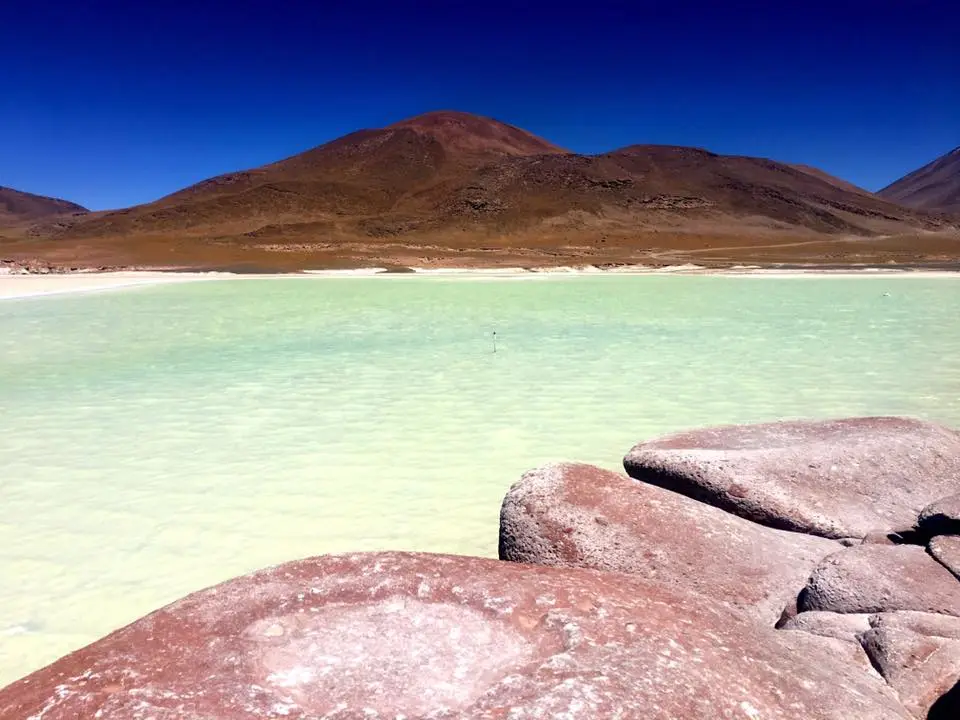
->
[1,274,959,685]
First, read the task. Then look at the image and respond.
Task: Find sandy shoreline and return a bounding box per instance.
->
[1,265,958,299]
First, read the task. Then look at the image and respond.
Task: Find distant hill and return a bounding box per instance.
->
[788,164,872,197]
[879,147,960,212]
[10,111,958,269]
[0,186,87,229]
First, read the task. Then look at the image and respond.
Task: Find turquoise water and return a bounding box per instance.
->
[1,275,959,684]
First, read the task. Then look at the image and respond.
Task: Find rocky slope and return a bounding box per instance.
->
[880,147,960,212]
[0,186,87,229]
[10,112,958,270]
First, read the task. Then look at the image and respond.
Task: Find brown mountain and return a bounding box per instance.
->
[879,147,960,212]
[788,164,872,197]
[389,110,568,159]
[11,112,959,269]
[0,186,87,228]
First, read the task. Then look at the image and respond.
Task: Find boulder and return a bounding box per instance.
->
[920,493,960,537]
[779,611,873,643]
[930,535,960,580]
[623,416,960,539]
[860,613,960,718]
[776,629,878,677]
[777,612,876,677]
[799,545,960,616]
[868,611,960,641]
[499,463,838,624]
[0,552,910,719]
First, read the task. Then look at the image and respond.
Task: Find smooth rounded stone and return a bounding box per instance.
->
[860,614,960,718]
[0,552,911,719]
[799,545,960,616]
[870,611,960,641]
[777,629,879,678]
[921,494,960,536]
[623,416,960,539]
[499,463,838,624]
[780,611,873,643]
[929,535,960,580]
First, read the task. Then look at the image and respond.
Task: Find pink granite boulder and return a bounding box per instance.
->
[499,462,838,624]
[776,628,878,677]
[779,610,873,643]
[776,611,876,676]
[930,535,960,580]
[0,552,909,719]
[623,416,960,539]
[799,545,960,616]
[860,612,960,718]
[870,610,960,640]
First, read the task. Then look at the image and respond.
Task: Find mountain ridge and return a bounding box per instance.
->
[6,111,958,270]
[879,147,960,212]
[0,186,88,229]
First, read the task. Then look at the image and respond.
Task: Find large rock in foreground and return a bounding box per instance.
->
[499,463,837,623]
[0,552,909,719]
[623,416,960,539]
[799,545,960,616]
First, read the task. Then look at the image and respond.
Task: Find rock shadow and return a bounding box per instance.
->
[928,680,960,719]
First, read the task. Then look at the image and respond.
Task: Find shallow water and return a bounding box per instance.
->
[1,275,959,684]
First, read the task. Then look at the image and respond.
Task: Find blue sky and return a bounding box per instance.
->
[2,0,957,210]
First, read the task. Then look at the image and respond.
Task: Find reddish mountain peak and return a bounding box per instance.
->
[879,145,960,212]
[608,144,717,158]
[388,110,567,158]
[389,110,489,128]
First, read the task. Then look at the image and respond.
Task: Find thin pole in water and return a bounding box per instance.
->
[492,331,497,354]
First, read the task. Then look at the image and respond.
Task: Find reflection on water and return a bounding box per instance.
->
[1,275,959,683]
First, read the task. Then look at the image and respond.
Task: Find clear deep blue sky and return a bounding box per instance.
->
[2,0,957,210]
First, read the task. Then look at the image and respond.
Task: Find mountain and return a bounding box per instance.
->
[879,147,960,212]
[0,186,87,228]
[11,112,959,269]
[389,110,567,159]
[788,164,872,197]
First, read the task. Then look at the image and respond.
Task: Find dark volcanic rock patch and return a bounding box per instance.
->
[623,416,960,539]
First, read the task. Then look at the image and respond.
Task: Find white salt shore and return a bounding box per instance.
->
[0,271,224,299]
[1,265,957,299]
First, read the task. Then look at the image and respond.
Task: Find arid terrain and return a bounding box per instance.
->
[0,186,87,229]
[879,146,960,214]
[3,112,958,270]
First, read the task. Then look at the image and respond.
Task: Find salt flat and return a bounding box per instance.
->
[2,265,958,302]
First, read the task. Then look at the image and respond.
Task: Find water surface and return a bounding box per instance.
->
[2,275,959,684]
